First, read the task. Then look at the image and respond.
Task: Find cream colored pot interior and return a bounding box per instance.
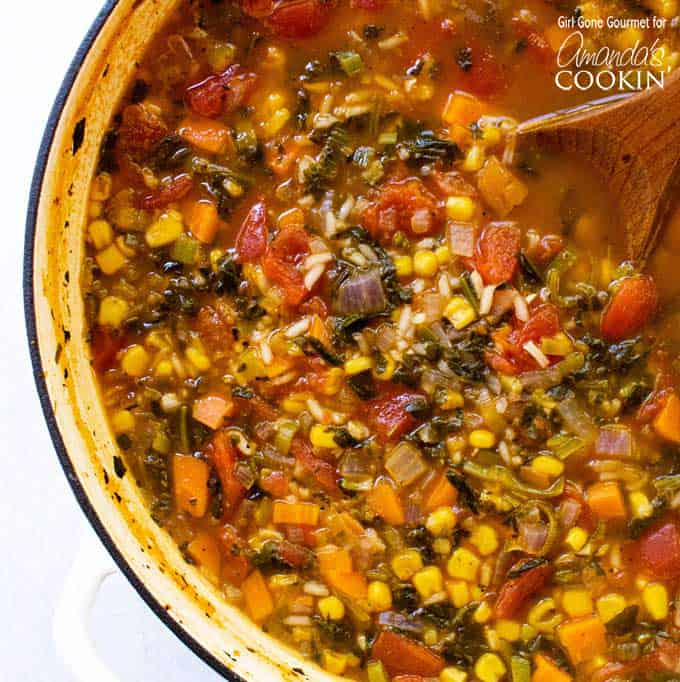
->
[30,1,340,679]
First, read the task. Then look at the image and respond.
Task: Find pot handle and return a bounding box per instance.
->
[54,529,121,682]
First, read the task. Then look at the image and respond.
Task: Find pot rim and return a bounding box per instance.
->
[23,4,243,680]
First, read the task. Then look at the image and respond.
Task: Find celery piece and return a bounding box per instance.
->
[171,234,200,265]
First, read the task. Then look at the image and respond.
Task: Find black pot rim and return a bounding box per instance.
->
[23,3,245,680]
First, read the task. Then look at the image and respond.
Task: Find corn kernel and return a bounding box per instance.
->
[474,653,506,682]
[321,367,344,395]
[447,580,471,607]
[96,244,127,275]
[344,356,373,375]
[444,296,476,330]
[463,144,485,172]
[565,527,589,552]
[98,296,129,328]
[423,627,438,646]
[154,360,174,378]
[435,245,451,265]
[121,345,150,378]
[540,332,573,357]
[469,525,499,556]
[496,619,521,642]
[391,549,423,580]
[413,566,444,599]
[447,547,480,582]
[264,108,291,137]
[89,200,104,219]
[282,396,307,414]
[469,430,496,449]
[531,455,565,478]
[480,125,502,146]
[426,507,457,537]
[111,409,135,434]
[89,219,114,249]
[474,601,492,624]
[322,650,348,675]
[367,581,392,612]
[318,596,345,621]
[446,196,477,222]
[441,390,464,410]
[441,667,468,682]
[562,589,593,618]
[394,255,414,278]
[146,210,184,248]
[629,491,653,519]
[186,347,211,372]
[596,593,626,623]
[309,424,338,449]
[373,354,396,381]
[413,250,439,278]
[643,583,669,621]
[433,538,452,555]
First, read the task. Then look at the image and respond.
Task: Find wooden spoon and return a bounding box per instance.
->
[516,69,680,263]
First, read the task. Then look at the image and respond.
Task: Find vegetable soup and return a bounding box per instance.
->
[83,1,680,680]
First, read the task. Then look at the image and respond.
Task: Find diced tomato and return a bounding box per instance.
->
[262,225,310,306]
[240,0,274,17]
[278,540,314,568]
[593,641,680,681]
[601,275,658,342]
[517,303,560,348]
[486,304,561,375]
[459,43,506,97]
[393,677,425,682]
[195,305,232,352]
[207,431,246,519]
[260,470,290,497]
[186,65,257,119]
[560,482,597,533]
[117,104,168,160]
[366,389,425,442]
[235,201,269,263]
[138,174,193,209]
[290,437,341,497]
[362,178,443,240]
[268,0,334,39]
[637,519,680,581]
[475,222,521,284]
[91,327,126,371]
[299,296,329,319]
[371,631,445,678]
[495,560,553,618]
[219,525,250,585]
[637,388,672,425]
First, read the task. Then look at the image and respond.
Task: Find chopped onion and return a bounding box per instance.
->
[334,267,387,315]
[448,221,475,257]
[419,291,443,322]
[556,396,598,442]
[378,612,424,634]
[595,425,633,459]
[385,442,427,486]
[519,522,548,554]
[374,323,397,352]
[411,207,433,234]
[491,288,516,317]
[234,461,256,490]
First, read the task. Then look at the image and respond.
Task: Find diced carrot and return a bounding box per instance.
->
[317,546,353,575]
[532,654,573,682]
[272,500,320,526]
[587,481,626,520]
[477,157,528,218]
[442,91,483,126]
[308,314,330,346]
[423,470,457,512]
[185,200,219,244]
[558,616,607,665]
[186,531,221,581]
[218,525,250,585]
[367,479,405,525]
[653,393,680,443]
[242,570,274,623]
[192,395,233,430]
[178,115,233,155]
[172,455,209,518]
[260,470,290,498]
[325,569,368,600]
[371,631,445,677]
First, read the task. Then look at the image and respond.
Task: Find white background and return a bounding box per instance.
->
[0,2,219,680]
